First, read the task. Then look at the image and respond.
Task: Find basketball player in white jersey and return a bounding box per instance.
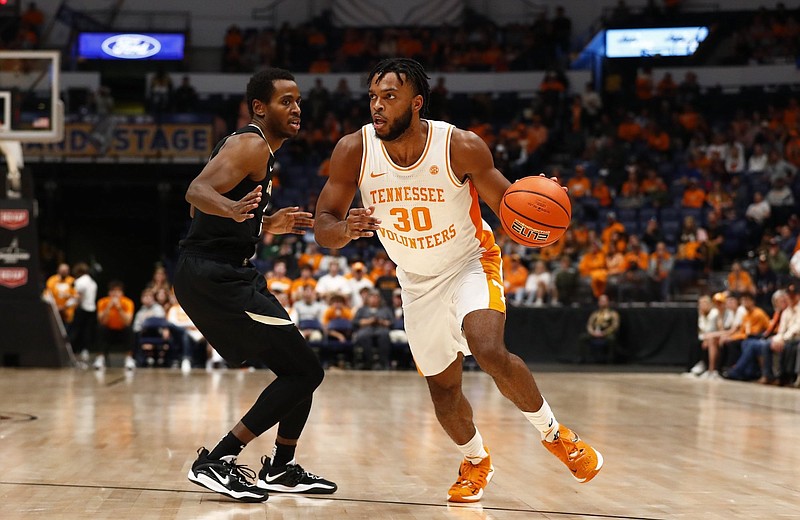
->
[315,58,602,503]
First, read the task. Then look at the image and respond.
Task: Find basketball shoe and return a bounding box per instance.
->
[542,425,603,483]
[256,456,337,494]
[447,448,494,503]
[187,448,268,502]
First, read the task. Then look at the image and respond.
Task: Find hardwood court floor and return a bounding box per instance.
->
[1,367,799,519]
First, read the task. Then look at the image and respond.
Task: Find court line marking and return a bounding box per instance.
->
[0,480,665,520]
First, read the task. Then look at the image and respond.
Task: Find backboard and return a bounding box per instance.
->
[0,50,64,142]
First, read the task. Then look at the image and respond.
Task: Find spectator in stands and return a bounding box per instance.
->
[600,212,625,251]
[148,67,173,117]
[579,240,608,299]
[293,286,326,343]
[319,247,349,274]
[298,242,324,274]
[618,235,649,301]
[567,164,591,200]
[373,259,400,308]
[21,3,44,39]
[647,241,673,301]
[676,215,705,263]
[766,176,795,226]
[754,254,778,310]
[688,295,715,376]
[520,260,553,306]
[352,289,393,370]
[591,177,612,208]
[699,292,742,378]
[681,178,706,209]
[730,288,797,383]
[579,294,621,363]
[640,167,669,208]
[745,191,771,234]
[764,148,797,183]
[346,261,374,310]
[321,293,353,342]
[727,261,756,295]
[132,288,172,367]
[747,143,769,173]
[290,265,317,302]
[173,76,199,113]
[655,72,677,101]
[551,6,572,59]
[718,292,771,373]
[315,261,352,303]
[69,262,97,365]
[581,82,602,127]
[147,264,171,294]
[266,259,293,295]
[766,238,790,275]
[552,254,579,305]
[307,78,330,125]
[95,280,135,371]
[690,292,725,377]
[640,218,664,252]
[45,263,76,328]
[166,296,206,373]
[503,253,529,303]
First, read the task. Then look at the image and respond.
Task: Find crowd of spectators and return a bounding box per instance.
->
[0,2,44,50]
[221,7,573,75]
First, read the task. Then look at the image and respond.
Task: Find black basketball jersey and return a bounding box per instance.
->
[179,124,274,261]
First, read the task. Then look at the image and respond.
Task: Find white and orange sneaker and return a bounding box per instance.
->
[542,425,603,483]
[446,448,495,503]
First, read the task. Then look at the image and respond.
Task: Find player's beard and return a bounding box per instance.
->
[375,106,412,142]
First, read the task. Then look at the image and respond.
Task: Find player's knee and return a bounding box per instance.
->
[308,362,325,390]
[428,378,460,405]
[472,345,512,376]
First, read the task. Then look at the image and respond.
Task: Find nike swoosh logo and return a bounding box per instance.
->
[264,470,286,482]
[547,418,554,428]
[209,467,230,485]
[370,171,389,178]
[245,311,294,326]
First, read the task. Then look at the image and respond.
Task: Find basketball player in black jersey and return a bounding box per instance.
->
[175,68,336,502]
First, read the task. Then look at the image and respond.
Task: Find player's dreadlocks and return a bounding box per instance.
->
[367,58,431,116]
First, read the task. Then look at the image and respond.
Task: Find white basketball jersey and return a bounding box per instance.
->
[358,120,496,276]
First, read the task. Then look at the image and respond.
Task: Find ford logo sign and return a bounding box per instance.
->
[101,34,162,59]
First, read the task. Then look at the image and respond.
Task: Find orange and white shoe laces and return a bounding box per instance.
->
[543,425,603,483]
[447,451,495,503]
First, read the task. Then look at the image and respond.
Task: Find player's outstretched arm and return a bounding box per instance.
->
[451,129,511,219]
[314,132,381,248]
[185,134,270,222]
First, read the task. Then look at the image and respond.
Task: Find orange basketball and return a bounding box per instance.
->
[499,175,572,247]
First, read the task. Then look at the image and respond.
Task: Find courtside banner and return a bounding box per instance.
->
[23,123,214,158]
[0,199,40,299]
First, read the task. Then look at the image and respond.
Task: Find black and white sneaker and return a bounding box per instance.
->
[187,448,269,502]
[256,456,337,494]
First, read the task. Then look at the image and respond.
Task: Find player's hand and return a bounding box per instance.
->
[266,206,315,235]
[344,206,381,240]
[230,185,262,222]
[538,173,568,193]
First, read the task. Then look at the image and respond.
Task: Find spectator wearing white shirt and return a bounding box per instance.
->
[520,260,553,306]
[315,261,353,303]
[291,286,327,343]
[70,262,98,363]
[745,191,771,226]
[166,298,207,372]
[347,262,374,310]
[746,143,768,173]
[318,247,349,275]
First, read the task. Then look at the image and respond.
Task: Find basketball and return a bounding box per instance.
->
[499,175,572,247]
